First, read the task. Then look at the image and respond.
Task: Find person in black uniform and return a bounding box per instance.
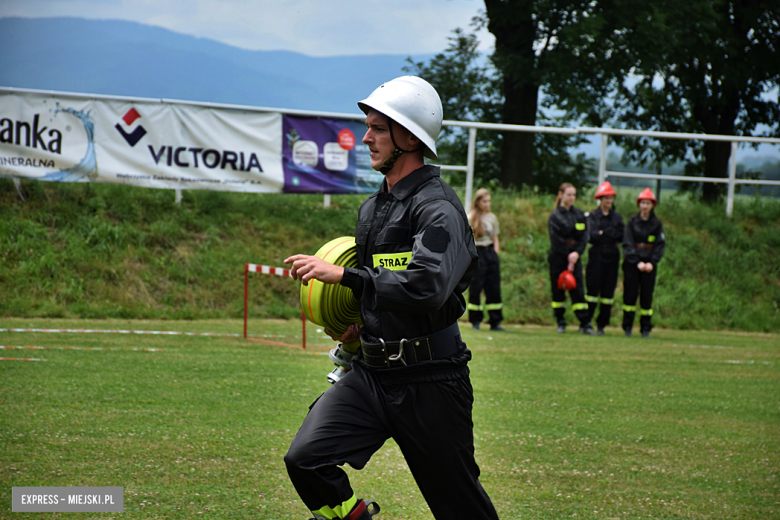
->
[622,187,666,338]
[284,76,499,520]
[548,182,593,334]
[585,181,624,335]
[467,188,504,331]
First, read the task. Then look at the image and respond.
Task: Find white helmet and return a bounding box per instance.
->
[358,76,443,159]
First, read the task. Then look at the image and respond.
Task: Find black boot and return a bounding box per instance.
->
[557,321,566,334]
[346,499,380,519]
[578,323,595,335]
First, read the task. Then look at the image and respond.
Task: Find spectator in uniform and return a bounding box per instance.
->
[284,76,499,520]
[467,188,504,331]
[622,187,666,338]
[585,181,624,335]
[548,182,593,334]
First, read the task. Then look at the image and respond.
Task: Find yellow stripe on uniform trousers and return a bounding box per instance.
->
[551,301,565,309]
[640,308,653,316]
[467,303,483,311]
[313,495,358,520]
[623,305,636,312]
[300,237,363,338]
[484,303,503,310]
[572,303,589,311]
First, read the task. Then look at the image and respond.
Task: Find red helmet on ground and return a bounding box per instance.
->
[637,187,657,206]
[594,181,616,199]
[557,270,577,291]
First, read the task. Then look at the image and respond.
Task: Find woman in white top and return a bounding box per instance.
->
[467,189,504,331]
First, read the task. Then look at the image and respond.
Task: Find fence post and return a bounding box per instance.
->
[598,134,607,186]
[243,265,249,338]
[175,189,182,205]
[323,193,331,208]
[727,141,737,217]
[464,127,477,209]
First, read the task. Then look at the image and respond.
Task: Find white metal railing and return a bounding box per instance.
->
[3,87,779,215]
[440,121,780,216]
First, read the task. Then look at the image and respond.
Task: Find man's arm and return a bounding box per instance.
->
[285,254,344,286]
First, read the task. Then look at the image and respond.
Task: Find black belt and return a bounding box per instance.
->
[360,322,462,368]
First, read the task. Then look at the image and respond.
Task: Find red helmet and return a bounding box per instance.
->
[637,187,657,206]
[594,181,616,199]
[557,270,577,291]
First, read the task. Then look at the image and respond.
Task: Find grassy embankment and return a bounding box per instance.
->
[1,178,779,331]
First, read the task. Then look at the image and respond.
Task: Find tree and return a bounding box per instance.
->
[403,29,504,186]
[406,24,595,193]
[605,0,780,202]
[480,0,612,189]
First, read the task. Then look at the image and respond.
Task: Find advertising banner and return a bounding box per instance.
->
[1,90,379,194]
[282,115,382,193]
[93,99,284,192]
[0,93,95,183]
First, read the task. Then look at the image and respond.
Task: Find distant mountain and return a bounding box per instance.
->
[0,17,434,114]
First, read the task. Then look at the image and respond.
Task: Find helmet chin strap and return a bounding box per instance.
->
[380,119,423,174]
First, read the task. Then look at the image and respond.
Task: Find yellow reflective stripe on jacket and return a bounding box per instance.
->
[575,223,586,230]
[484,303,503,310]
[313,495,358,520]
[572,303,589,311]
[551,301,565,309]
[640,308,654,316]
[372,251,412,271]
[648,235,656,242]
[623,305,636,312]
[467,303,483,311]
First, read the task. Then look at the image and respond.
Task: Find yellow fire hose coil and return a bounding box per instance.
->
[300,236,362,338]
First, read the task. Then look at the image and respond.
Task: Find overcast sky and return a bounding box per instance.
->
[0,0,495,57]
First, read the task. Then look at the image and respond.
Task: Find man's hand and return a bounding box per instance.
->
[324,323,361,343]
[284,254,344,286]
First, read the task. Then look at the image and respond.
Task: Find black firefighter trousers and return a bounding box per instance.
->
[468,246,503,327]
[548,253,590,326]
[622,262,658,332]
[284,361,499,520]
[585,252,620,329]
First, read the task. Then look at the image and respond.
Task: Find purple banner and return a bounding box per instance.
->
[282,115,383,194]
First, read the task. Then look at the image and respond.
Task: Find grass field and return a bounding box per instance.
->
[1,318,778,519]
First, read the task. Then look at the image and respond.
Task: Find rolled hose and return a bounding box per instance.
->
[300,236,363,339]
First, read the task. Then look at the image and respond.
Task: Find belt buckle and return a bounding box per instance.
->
[385,338,408,367]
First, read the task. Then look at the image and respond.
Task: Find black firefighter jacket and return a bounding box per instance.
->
[587,208,624,263]
[340,165,479,343]
[548,205,588,260]
[623,212,666,266]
